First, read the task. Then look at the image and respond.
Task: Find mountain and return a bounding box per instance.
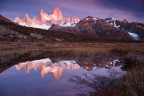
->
[15,59,80,80]
[49,16,144,41]
[14,6,80,30]
[52,6,63,20]
[0,15,96,41]
[105,18,144,41]
[1,14,144,42]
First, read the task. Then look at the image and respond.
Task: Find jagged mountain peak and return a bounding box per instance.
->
[40,9,47,15]
[23,13,29,21]
[53,6,60,11]
[122,19,128,23]
[24,13,29,17]
[14,7,80,29]
[52,6,63,20]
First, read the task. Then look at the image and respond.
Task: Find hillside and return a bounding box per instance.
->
[49,16,144,41]
[0,15,13,23]
[0,16,96,42]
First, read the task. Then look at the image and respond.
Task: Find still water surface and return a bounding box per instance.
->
[0,58,125,96]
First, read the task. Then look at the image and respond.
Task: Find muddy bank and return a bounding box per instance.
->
[0,49,126,73]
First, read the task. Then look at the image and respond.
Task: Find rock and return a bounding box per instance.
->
[0,25,27,40]
[30,33,43,39]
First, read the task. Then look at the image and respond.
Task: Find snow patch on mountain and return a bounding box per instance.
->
[61,22,76,27]
[58,60,77,65]
[113,22,120,28]
[106,18,120,28]
[14,6,80,30]
[31,24,51,30]
[128,32,139,40]
[19,22,51,30]
[93,17,98,21]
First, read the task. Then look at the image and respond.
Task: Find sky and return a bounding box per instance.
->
[0,0,144,23]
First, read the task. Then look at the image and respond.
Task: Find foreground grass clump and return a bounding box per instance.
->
[121,68,144,96]
[111,51,144,96]
[124,51,144,69]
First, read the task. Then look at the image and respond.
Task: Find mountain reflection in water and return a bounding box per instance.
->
[15,58,80,80]
[0,58,126,96]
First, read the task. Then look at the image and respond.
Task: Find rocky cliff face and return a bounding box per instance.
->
[14,6,80,30]
[52,6,63,20]
[49,16,134,41]
[78,16,134,41]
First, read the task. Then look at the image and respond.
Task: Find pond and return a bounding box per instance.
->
[0,58,126,96]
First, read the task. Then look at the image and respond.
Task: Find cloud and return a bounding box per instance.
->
[94,0,144,17]
[60,0,144,22]
[0,0,143,22]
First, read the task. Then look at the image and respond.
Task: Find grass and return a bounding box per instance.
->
[111,51,144,96]
[122,68,144,96]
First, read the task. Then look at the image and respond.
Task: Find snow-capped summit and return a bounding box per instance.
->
[105,18,115,22]
[83,16,98,22]
[105,18,121,28]
[75,16,98,26]
[14,17,21,23]
[14,6,80,30]
[39,9,45,22]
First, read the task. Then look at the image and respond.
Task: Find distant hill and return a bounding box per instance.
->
[0,15,13,23]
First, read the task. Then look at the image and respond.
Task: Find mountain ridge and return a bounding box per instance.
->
[49,16,144,41]
[14,6,80,30]
[1,14,144,42]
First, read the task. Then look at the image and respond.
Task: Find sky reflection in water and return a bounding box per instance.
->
[0,58,126,96]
